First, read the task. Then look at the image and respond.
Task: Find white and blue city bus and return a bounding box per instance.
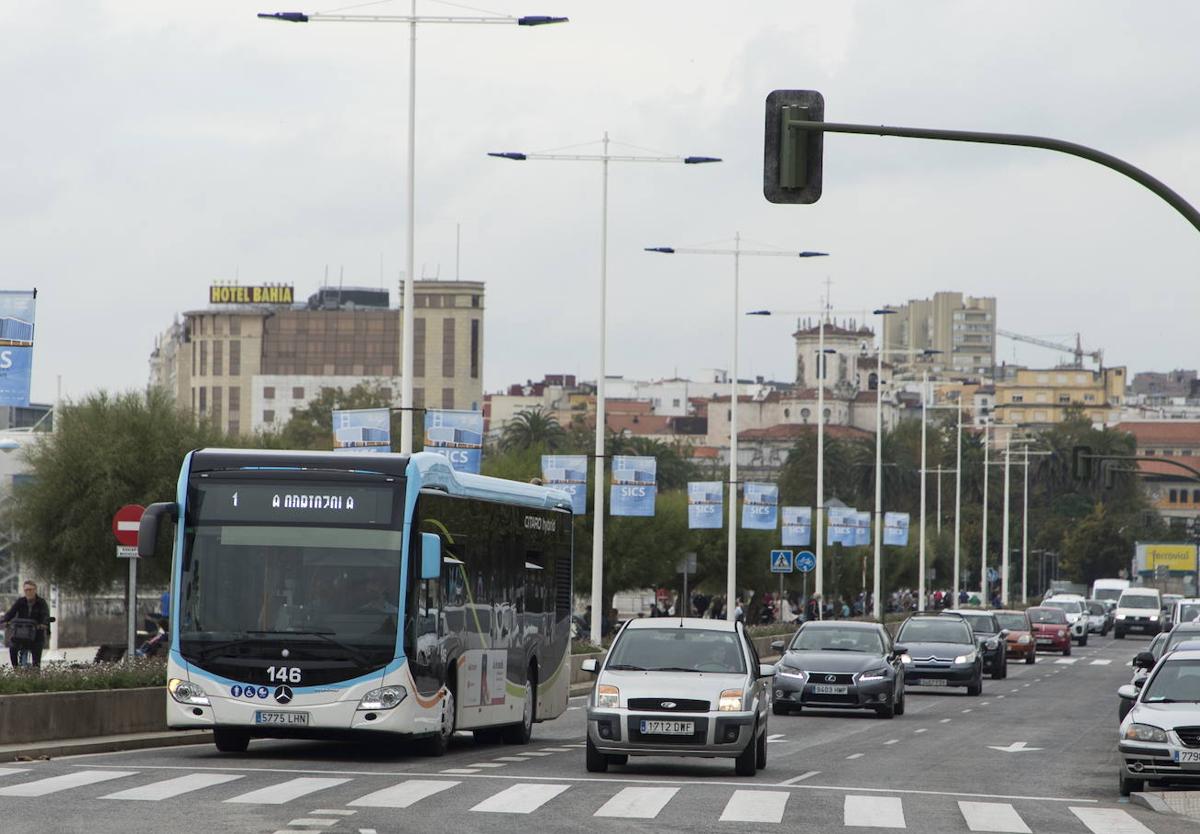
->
[138,448,574,755]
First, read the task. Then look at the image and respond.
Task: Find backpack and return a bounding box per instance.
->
[10,617,38,645]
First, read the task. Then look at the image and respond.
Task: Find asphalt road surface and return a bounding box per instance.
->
[2,632,1195,834]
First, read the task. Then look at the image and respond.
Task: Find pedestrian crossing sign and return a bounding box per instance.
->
[770,549,794,573]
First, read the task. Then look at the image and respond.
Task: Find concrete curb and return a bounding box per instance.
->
[1,730,213,762]
[1131,791,1176,816]
[1131,790,1200,822]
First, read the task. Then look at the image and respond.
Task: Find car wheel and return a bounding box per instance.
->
[755,724,768,769]
[502,673,535,745]
[875,701,895,719]
[1119,770,1144,797]
[1119,699,1133,722]
[772,702,791,716]
[1063,645,1071,656]
[991,664,1004,681]
[585,735,608,773]
[1025,652,1035,665]
[1115,629,1125,640]
[1080,635,1089,647]
[894,687,906,716]
[734,723,758,776]
[609,754,628,766]
[966,675,982,697]
[213,728,250,753]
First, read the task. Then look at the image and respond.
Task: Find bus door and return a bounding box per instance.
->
[407,533,445,698]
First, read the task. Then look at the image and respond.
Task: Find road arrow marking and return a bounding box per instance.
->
[988,741,1042,753]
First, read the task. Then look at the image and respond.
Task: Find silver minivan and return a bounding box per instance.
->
[582,617,773,775]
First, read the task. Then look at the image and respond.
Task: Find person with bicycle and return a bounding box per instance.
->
[1,580,51,668]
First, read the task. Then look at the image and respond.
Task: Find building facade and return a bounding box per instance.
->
[991,366,1126,428]
[1117,421,1200,533]
[880,291,996,375]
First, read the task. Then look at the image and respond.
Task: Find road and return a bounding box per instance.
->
[1,632,1193,834]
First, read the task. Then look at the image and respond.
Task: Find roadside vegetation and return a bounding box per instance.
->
[0,658,166,695]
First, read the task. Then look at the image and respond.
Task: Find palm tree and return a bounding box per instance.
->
[500,407,566,452]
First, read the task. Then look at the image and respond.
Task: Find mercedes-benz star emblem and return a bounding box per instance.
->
[274,685,294,704]
[824,674,837,683]
[660,701,676,709]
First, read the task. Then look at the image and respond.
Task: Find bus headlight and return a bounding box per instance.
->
[358,686,408,710]
[168,678,210,706]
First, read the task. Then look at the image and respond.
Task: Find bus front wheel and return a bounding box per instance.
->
[213,728,250,753]
[502,671,536,745]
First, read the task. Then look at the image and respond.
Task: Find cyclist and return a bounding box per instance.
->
[1,580,51,668]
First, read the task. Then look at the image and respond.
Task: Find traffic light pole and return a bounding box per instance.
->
[782,120,1200,234]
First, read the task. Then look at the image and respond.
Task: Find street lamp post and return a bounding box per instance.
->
[871,308,896,621]
[980,424,991,605]
[1001,431,1012,606]
[495,138,720,643]
[646,238,826,618]
[259,5,566,454]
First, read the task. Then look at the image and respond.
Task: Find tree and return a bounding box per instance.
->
[500,407,565,453]
[8,388,241,592]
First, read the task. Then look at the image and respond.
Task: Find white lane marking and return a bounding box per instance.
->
[959,801,1032,833]
[997,695,1005,699]
[0,770,135,797]
[564,743,587,748]
[493,756,532,762]
[884,739,899,745]
[0,769,29,778]
[981,702,990,706]
[1091,659,1112,666]
[1069,807,1154,834]
[1055,658,1078,665]
[517,752,553,757]
[720,790,789,823]
[778,771,819,785]
[226,777,350,805]
[358,830,377,834]
[767,733,786,742]
[1010,689,1020,693]
[914,728,928,734]
[441,769,480,775]
[940,718,952,723]
[311,810,356,816]
[566,707,581,711]
[472,783,570,814]
[348,780,458,808]
[287,820,340,828]
[962,709,974,714]
[594,786,679,819]
[844,794,906,828]
[539,748,573,752]
[468,763,507,769]
[103,773,244,800]
[846,753,864,760]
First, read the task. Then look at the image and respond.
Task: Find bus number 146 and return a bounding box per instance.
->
[268,666,302,684]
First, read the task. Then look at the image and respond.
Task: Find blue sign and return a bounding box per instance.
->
[852,512,871,546]
[687,481,723,529]
[883,512,910,546]
[0,291,36,407]
[827,506,856,545]
[542,454,587,515]
[987,567,999,583]
[770,549,794,574]
[611,455,656,516]
[424,409,484,474]
[333,408,391,454]
[742,482,779,530]
[781,506,812,546]
[795,550,816,573]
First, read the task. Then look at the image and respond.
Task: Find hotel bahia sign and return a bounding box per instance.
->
[209,284,295,305]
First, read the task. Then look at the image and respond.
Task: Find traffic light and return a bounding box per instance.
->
[1072,445,1093,480]
[764,90,824,204]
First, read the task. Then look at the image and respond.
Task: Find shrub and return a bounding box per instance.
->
[0,658,166,695]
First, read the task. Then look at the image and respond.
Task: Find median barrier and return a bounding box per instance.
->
[0,687,166,744]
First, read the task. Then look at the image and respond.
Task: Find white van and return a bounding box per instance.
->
[1091,578,1130,604]
[1114,587,1163,638]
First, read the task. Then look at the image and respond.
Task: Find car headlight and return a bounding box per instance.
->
[1117,614,1127,620]
[719,689,745,712]
[596,684,620,709]
[1124,723,1168,743]
[357,686,408,711]
[1148,614,1159,621]
[1017,634,1031,644]
[777,667,808,681]
[1057,630,1066,637]
[168,678,210,706]
[954,651,977,665]
[984,639,999,650]
[858,669,888,682]
[900,653,912,665]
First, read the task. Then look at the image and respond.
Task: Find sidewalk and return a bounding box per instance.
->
[0,645,100,667]
[1133,790,1200,823]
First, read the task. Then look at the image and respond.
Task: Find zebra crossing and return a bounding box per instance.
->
[0,767,1172,832]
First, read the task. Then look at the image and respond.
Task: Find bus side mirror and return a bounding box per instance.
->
[138,502,179,558]
[420,532,442,580]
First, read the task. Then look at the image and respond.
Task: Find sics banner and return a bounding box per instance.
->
[687,481,723,529]
[852,511,871,546]
[782,506,812,546]
[826,506,856,546]
[542,455,588,515]
[332,408,390,454]
[742,483,779,530]
[611,455,656,516]
[424,409,484,474]
[883,512,911,546]
[0,291,36,407]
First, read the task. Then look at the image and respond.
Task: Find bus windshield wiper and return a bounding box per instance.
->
[246,630,373,666]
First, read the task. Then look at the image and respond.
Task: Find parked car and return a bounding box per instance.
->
[582,617,773,775]
[769,621,905,719]
[1117,646,1200,795]
[1115,587,1164,638]
[1162,594,1184,629]
[1122,631,1170,721]
[992,609,1037,665]
[945,609,1008,679]
[1027,606,1072,655]
[1170,599,1200,628]
[1083,599,1111,635]
[893,613,983,696]
[1041,596,1089,645]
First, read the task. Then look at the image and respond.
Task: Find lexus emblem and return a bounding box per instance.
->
[660,701,676,709]
[274,685,294,704]
[824,675,837,683]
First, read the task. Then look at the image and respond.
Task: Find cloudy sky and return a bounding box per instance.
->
[5,1,1199,404]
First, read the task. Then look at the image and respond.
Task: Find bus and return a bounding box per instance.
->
[138,448,574,755]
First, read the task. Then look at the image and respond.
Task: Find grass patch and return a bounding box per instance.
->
[0,658,167,695]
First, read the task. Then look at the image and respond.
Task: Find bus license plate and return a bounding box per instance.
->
[255,710,310,726]
[640,720,693,735]
[916,678,947,687]
[812,684,848,695]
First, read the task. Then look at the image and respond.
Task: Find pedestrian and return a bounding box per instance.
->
[734,598,745,623]
[1,580,51,669]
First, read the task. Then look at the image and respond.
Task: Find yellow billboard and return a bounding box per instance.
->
[1137,543,1198,573]
[209,284,294,305]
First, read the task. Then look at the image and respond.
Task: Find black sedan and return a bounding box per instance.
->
[894,613,984,696]
[946,608,1008,680]
[769,621,906,719]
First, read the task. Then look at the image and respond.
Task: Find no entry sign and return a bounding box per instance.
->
[112,504,145,547]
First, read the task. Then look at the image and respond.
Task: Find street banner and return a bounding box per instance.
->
[333,408,391,453]
[852,511,871,546]
[0,290,36,407]
[884,512,911,546]
[742,482,779,530]
[542,455,588,515]
[687,481,723,529]
[826,506,856,546]
[782,506,812,546]
[611,455,656,516]
[424,409,484,473]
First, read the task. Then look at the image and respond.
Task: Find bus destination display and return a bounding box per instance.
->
[195,482,395,525]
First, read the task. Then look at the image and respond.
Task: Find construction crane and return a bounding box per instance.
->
[995,330,1103,369]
